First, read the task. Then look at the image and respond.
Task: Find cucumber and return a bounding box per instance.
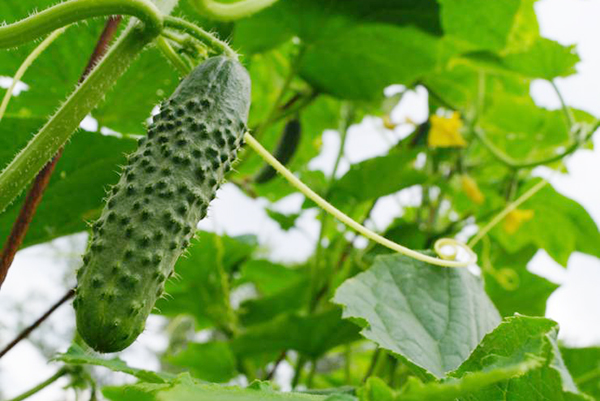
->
[74,56,251,353]
[254,117,301,184]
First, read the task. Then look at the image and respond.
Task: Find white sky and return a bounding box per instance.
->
[1,0,600,399]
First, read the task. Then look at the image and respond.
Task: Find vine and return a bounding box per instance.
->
[0,0,163,48]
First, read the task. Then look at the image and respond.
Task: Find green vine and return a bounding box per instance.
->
[0,0,163,49]
[0,24,156,213]
[163,16,237,59]
[190,0,279,21]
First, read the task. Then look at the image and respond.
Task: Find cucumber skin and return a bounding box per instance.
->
[254,118,301,184]
[74,56,251,353]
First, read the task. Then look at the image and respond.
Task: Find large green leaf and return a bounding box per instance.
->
[233,0,442,54]
[333,253,501,378]
[0,117,135,249]
[155,232,257,329]
[103,374,327,401]
[451,315,591,400]
[492,180,600,266]
[439,0,521,52]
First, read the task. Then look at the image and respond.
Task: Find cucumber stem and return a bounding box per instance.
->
[0,25,157,213]
[0,0,163,48]
[244,132,477,268]
[163,16,237,59]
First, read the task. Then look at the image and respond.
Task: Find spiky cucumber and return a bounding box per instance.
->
[74,56,251,353]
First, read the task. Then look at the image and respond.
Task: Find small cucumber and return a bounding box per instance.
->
[254,117,301,184]
[74,56,251,353]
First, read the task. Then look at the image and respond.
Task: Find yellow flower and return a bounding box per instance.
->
[460,174,485,204]
[428,112,467,148]
[503,209,535,234]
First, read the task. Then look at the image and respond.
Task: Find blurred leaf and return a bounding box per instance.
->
[237,259,305,296]
[233,308,361,359]
[492,180,600,266]
[155,232,256,329]
[55,344,172,383]
[483,245,558,317]
[167,342,237,383]
[0,117,135,248]
[439,0,521,52]
[266,209,301,231]
[333,253,501,378]
[504,38,580,80]
[561,347,600,399]
[331,150,426,202]
[233,0,442,54]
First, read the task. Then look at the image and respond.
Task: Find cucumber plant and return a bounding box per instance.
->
[0,1,599,400]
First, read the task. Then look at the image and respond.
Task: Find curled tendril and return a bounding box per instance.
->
[434,238,478,265]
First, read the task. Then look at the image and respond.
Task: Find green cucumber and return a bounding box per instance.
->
[74,56,251,353]
[254,117,301,184]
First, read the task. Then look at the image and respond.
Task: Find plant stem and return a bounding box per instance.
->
[468,179,548,248]
[0,289,75,359]
[0,17,123,289]
[7,368,68,401]
[0,24,156,214]
[156,36,192,75]
[551,80,574,129]
[0,28,67,121]
[0,0,162,49]
[190,0,279,21]
[244,133,477,267]
[163,16,236,58]
[291,355,306,389]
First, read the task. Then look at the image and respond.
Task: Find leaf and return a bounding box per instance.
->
[54,344,171,383]
[331,150,427,202]
[299,24,443,100]
[0,117,135,248]
[103,373,329,401]
[504,38,580,80]
[483,245,558,317]
[561,347,600,399]
[439,0,521,51]
[237,259,305,296]
[333,253,501,378]
[155,232,256,329]
[427,112,467,148]
[449,315,591,400]
[358,377,395,401]
[232,308,361,360]
[167,342,238,383]
[492,180,600,266]
[266,209,301,231]
[233,0,442,55]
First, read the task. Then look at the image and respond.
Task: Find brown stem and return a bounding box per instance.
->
[0,288,75,359]
[265,350,287,380]
[0,16,122,289]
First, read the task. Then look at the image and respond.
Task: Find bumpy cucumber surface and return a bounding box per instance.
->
[74,56,251,353]
[254,118,301,184]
